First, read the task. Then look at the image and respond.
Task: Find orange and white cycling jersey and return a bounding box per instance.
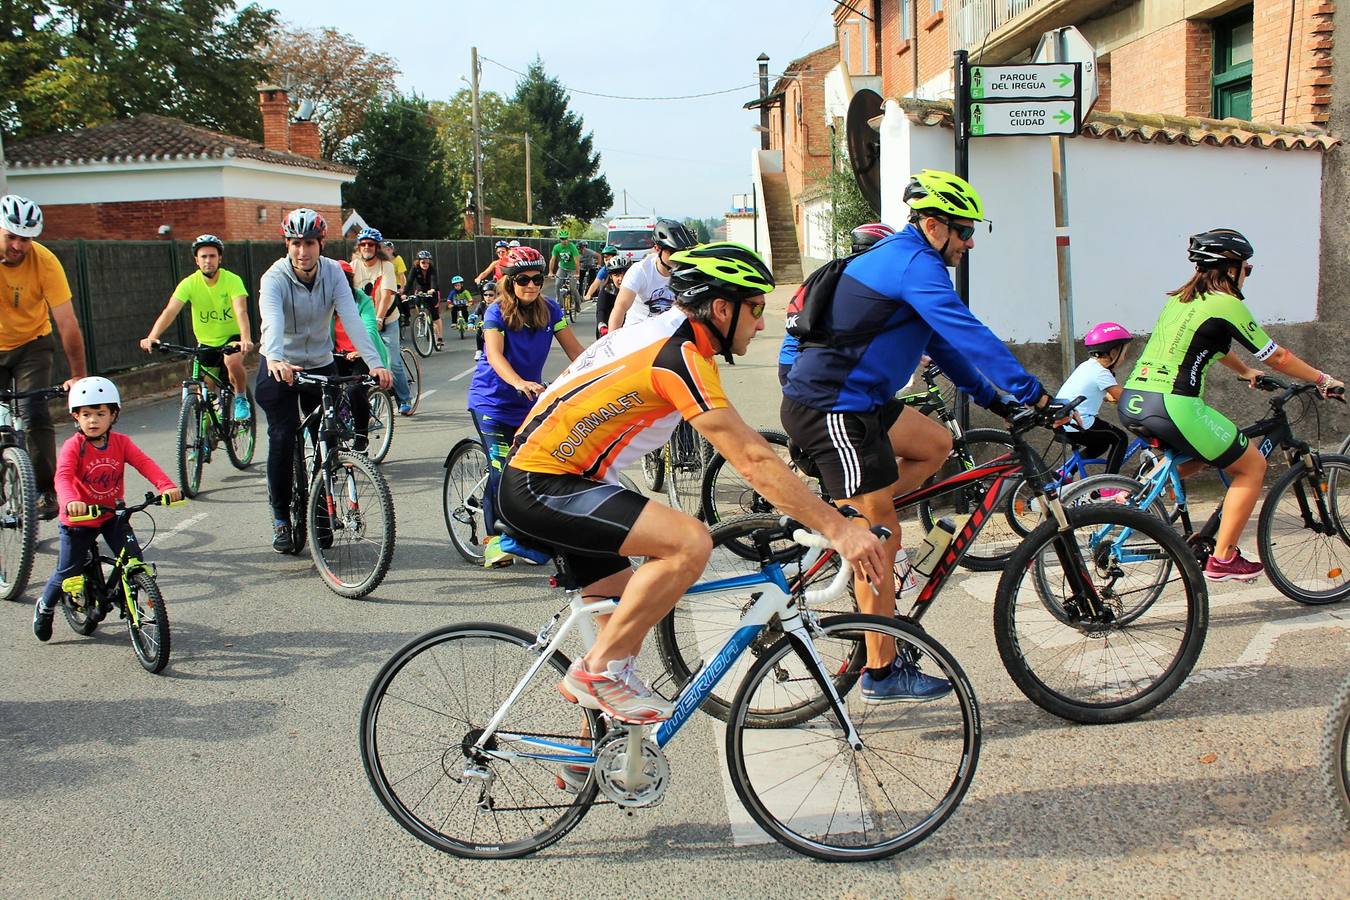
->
[508,308,728,481]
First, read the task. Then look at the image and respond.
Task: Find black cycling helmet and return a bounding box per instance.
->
[669,242,775,365]
[651,218,698,252]
[1187,228,1254,268]
[416,250,432,260]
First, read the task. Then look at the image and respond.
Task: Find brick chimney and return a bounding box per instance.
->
[257,84,290,153]
[289,120,321,159]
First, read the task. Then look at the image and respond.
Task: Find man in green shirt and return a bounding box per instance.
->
[548,228,581,313]
[141,234,255,419]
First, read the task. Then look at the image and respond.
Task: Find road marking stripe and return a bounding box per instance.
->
[420,389,437,400]
[450,366,474,382]
[162,511,208,540]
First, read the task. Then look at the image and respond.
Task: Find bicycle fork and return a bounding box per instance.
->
[781,611,864,750]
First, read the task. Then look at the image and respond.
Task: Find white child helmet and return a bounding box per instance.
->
[68,376,121,411]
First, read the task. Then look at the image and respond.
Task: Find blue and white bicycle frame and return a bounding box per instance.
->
[468,532,858,780]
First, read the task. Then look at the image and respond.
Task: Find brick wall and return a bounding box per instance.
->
[877,0,954,98]
[779,43,838,226]
[1110,20,1213,116]
[39,198,343,241]
[1251,0,1334,124]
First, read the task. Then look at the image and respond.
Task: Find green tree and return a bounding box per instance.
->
[0,0,277,140]
[430,89,535,224]
[339,94,460,239]
[258,22,399,158]
[511,59,612,223]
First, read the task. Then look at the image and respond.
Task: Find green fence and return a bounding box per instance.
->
[42,235,556,377]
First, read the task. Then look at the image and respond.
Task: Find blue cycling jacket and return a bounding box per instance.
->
[781,225,1043,413]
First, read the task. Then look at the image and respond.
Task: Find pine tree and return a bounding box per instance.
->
[511,59,612,223]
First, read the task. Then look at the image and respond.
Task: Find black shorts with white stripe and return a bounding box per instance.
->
[780,396,903,500]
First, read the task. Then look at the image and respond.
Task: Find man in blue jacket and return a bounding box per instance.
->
[781,169,1050,702]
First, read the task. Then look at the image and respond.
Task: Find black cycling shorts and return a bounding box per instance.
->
[497,467,647,586]
[780,396,904,499]
[198,333,242,370]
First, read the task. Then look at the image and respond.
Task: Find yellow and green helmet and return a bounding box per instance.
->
[903,169,985,221]
[669,242,775,304]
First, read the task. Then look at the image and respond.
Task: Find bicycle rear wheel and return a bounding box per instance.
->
[225,388,257,469]
[0,446,37,602]
[1258,454,1350,605]
[60,563,101,636]
[176,394,205,498]
[994,505,1206,724]
[365,390,395,463]
[126,569,170,674]
[665,423,712,518]
[308,451,395,598]
[640,449,665,492]
[360,622,602,859]
[400,347,422,413]
[727,614,980,861]
[917,427,1019,571]
[413,312,435,357]
[443,439,490,563]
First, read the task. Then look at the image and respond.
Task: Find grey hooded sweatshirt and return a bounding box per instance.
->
[259,255,384,370]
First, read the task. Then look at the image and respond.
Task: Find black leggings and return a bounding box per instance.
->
[334,356,371,451]
[256,360,335,521]
[1069,417,1129,474]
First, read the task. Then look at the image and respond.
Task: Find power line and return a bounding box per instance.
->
[479,56,764,102]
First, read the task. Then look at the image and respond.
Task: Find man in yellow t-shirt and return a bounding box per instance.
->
[140,234,255,420]
[383,240,407,291]
[0,195,89,519]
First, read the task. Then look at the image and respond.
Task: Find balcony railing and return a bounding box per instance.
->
[950,0,1047,52]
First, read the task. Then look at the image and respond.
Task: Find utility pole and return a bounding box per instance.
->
[523,132,532,225]
[757,53,770,150]
[0,130,8,194]
[622,189,628,215]
[470,46,484,236]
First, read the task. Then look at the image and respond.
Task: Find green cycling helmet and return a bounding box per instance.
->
[669,242,774,303]
[602,244,617,255]
[903,169,985,221]
[558,228,571,239]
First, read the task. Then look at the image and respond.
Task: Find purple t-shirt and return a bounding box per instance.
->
[466,298,565,424]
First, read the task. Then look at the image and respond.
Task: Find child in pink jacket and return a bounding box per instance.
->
[33,377,181,642]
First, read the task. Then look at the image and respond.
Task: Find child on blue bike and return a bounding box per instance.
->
[1055,322,1134,474]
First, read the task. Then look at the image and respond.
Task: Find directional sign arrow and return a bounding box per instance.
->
[1053,72,1073,87]
[1053,109,1073,124]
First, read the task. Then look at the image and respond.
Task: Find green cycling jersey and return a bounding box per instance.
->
[1125,291,1277,398]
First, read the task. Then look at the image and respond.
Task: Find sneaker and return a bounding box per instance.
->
[398,404,413,416]
[483,535,515,569]
[1205,547,1264,583]
[33,602,53,642]
[559,656,674,724]
[474,350,483,361]
[861,659,953,703]
[555,764,591,794]
[36,492,58,521]
[232,394,252,420]
[272,521,294,554]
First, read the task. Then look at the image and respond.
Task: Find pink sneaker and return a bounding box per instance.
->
[559,656,674,724]
[1205,548,1264,583]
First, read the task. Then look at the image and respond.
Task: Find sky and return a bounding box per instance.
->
[261,0,837,221]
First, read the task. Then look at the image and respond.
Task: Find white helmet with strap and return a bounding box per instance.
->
[68,377,121,411]
[1,195,43,238]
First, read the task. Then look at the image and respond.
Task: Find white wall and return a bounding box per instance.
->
[802,195,835,261]
[10,158,351,208]
[877,101,1326,341]
[749,149,782,272]
[726,213,756,247]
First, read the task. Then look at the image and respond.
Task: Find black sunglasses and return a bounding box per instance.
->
[512,273,545,287]
[933,216,976,242]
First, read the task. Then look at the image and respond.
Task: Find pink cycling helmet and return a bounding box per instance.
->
[1084,321,1133,355]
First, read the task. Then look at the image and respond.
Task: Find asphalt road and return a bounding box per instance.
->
[3,288,1349,898]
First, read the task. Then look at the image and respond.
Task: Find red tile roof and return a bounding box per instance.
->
[7,114,355,174]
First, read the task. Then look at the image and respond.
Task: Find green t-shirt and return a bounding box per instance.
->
[1125,291,1277,398]
[172,268,248,347]
[550,241,579,271]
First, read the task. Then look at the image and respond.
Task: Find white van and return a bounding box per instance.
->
[605,216,656,264]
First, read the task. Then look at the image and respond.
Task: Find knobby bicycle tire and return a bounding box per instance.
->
[665,423,712,518]
[127,568,170,674]
[640,449,665,493]
[1258,453,1350,605]
[308,450,395,598]
[365,390,396,464]
[176,393,205,498]
[727,613,980,861]
[1323,672,1350,829]
[993,504,1207,724]
[0,446,37,602]
[226,389,257,469]
[360,622,603,859]
[443,439,490,563]
[288,438,309,556]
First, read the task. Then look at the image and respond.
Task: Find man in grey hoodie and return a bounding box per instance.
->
[257,208,393,554]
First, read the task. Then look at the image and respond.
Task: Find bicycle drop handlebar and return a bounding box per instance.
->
[67,491,186,522]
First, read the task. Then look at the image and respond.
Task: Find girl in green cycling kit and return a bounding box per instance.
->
[1118,228,1343,582]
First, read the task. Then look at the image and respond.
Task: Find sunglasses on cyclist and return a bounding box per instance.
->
[933,217,976,242]
[1242,263,1254,276]
[740,298,766,319]
[512,273,545,287]
[357,240,378,249]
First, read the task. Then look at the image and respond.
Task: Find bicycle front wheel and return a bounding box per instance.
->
[365,390,396,464]
[225,389,257,469]
[176,394,205,498]
[308,451,395,598]
[639,449,665,492]
[1257,453,1350,605]
[665,424,712,518]
[127,569,170,674]
[361,622,602,859]
[288,437,309,556]
[701,429,825,527]
[0,445,37,601]
[994,505,1206,724]
[727,614,980,861]
[1323,673,1350,829]
[443,440,489,563]
[400,347,422,413]
[413,312,435,357]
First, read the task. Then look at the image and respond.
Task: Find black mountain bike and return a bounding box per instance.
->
[289,372,396,598]
[154,342,255,497]
[0,384,64,601]
[60,491,184,674]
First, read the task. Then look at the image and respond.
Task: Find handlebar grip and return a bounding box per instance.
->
[791,529,831,550]
[872,525,893,541]
[1328,385,1346,402]
[67,506,103,522]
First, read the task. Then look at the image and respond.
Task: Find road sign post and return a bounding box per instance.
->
[953,49,972,432]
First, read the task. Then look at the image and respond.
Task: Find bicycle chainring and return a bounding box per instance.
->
[593,729,669,808]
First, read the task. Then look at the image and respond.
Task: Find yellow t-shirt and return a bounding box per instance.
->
[0,241,73,351]
[392,254,408,290]
[172,268,248,347]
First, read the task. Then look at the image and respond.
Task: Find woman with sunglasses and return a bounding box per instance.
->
[1119,228,1343,583]
[466,246,585,568]
[474,240,511,286]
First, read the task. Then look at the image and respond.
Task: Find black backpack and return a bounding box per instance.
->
[783,243,886,348]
